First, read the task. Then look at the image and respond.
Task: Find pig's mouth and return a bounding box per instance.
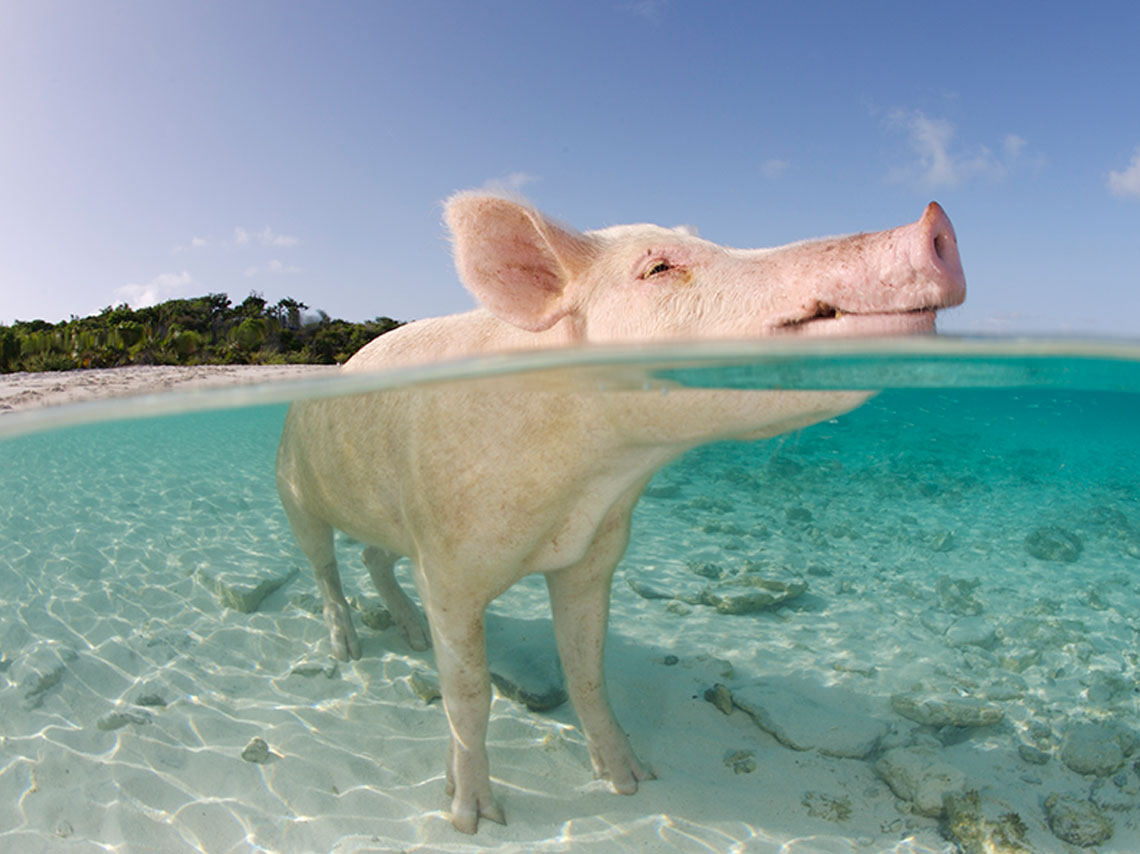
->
[776,303,938,336]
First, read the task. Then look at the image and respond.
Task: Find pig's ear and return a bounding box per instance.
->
[445,194,594,332]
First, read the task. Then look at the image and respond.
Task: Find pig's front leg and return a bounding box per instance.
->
[545,514,654,794]
[418,581,505,833]
[362,546,431,651]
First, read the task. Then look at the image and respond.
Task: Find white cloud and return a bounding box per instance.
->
[114,271,193,309]
[977,311,1029,331]
[887,110,1021,189]
[1108,147,1140,198]
[174,234,216,253]
[762,158,790,179]
[1004,134,1027,159]
[623,0,667,23]
[245,259,302,277]
[257,226,299,247]
[480,171,540,195]
[234,225,299,247]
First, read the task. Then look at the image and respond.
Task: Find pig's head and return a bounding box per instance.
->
[445,194,965,345]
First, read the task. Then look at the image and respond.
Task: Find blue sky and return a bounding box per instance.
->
[2,1,1138,335]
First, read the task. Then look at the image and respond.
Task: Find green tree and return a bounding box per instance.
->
[0,294,402,373]
[0,328,20,372]
[230,316,269,354]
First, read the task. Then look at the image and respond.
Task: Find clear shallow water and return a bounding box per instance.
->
[1,339,1139,853]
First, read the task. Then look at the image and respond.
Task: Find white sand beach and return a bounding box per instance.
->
[0,364,1137,853]
[0,364,339,414]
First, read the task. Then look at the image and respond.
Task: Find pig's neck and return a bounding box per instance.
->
[445,309,586,356]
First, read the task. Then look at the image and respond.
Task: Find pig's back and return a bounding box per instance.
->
[343,309,578,373]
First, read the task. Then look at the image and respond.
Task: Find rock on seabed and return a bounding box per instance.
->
[484,617,568,711]
[943,791,1031,854]
[944,616,998,649]
[732,677,886,759]
[1044,794,1114,847]
[198,566,298,613]
[1060,723,1127,777]
[936,575,984,616]
[699,577,807,614]
[13,640,78,710]
[1024,525,1083,562]
[241,736,273,764]
[890,693,1004,728]
[875,745,965,818]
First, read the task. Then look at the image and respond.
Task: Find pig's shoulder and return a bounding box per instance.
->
[341,309,546,372]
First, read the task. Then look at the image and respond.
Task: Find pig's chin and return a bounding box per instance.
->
[781,310,937,337]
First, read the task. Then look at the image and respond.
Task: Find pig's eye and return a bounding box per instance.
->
[642,261,672,279]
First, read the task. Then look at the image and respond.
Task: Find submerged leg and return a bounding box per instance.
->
[418,576,504,834]
[362,545,431,651]
[545,510,653,794]
[279,499,360,660]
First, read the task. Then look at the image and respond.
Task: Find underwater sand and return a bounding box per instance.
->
[0,344,1138,853]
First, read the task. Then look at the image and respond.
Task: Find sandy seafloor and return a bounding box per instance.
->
[0,363,1138,853]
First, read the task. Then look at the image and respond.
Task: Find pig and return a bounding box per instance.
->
[275,193,965,833]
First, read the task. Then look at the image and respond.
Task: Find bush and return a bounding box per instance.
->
[0,293,403,373]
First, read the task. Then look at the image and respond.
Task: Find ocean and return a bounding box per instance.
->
[1,338,1137,853]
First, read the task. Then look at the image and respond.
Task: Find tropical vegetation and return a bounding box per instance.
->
[0,293,402,373]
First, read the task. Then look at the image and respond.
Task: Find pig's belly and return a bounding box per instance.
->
[327,474,641,585]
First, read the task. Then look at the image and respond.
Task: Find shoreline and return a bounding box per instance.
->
[0,364,340,414]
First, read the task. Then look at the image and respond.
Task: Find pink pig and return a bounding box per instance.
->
[275,194,965,832]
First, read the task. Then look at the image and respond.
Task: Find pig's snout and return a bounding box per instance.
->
[917,202,966,308]
[775,202,966,337]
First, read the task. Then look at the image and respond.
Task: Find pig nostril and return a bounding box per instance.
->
[933,232,947,261]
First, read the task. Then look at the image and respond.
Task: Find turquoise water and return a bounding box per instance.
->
[1,340,1139,853]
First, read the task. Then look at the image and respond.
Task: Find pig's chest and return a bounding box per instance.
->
[520,471,651,576]
[528,500,613,571]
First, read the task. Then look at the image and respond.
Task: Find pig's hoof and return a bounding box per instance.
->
[329,632,360,661]
[608,764,654,795]
[399,612,431,652]
[449,794,505,834]
[384,592,431,651]
[323,603,361,661]
[596,752,655,795]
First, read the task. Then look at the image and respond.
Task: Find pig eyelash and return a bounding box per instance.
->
[641,260,673,279]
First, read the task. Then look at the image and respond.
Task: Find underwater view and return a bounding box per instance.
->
[1,338,1139,854]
